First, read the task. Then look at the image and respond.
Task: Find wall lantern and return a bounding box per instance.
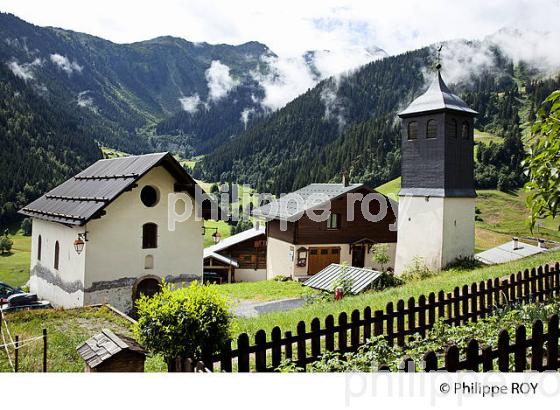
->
[296,247,308,267]
[74,232,88,255]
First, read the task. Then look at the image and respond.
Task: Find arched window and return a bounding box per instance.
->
[447,119,457,138]
[426,119,437,139]
[37,235,42,261]
[142,223,158,249]
[54,241,60,270]
[461,121,470,139]
[407,121,418,140]
[141,186,159,207]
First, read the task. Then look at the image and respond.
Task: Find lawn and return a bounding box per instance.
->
[232,250,560,338]
[0,234,31,287]
[217,280,317,303]
[0,306,166,372]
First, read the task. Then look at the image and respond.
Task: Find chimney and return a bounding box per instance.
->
[512,237,519,250]
[342,170,349,187]
[538,239,545,249]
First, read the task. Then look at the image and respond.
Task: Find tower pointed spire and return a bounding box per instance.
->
[435,44,443,71]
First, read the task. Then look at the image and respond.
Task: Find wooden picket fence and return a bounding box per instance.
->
[381,314,560,372]
[173,262,560,373]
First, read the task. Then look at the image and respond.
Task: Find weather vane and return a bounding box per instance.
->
[435,44,443,71]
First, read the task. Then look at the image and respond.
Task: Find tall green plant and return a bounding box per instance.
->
[523,90,560,230]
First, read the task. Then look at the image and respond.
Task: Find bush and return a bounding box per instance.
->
[133,281,234,362]
[369,271,403,291]
[330,263,353,294]
[401,256,435,281]
[272,275,291,282]
[20,218,32,236]
[0,232,13,254]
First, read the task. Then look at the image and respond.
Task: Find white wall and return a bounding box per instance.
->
[266,237,295,279]
[83,165,203,311]
[395,195,474,274]
[29,218,86,308]
[235,268,267,282]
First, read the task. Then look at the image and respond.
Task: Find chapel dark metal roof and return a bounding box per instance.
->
[19,152,215,225]
[399,71,478,117]
[76,329,145,369]
[251,183,364,221]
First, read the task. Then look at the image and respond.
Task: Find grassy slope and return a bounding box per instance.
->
[217,280,317,303]
[0,306,166,372]
[233,250,560,338]
[0,235,31,287]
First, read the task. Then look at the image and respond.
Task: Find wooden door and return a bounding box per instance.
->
[308,247,341,275]
[351,246,366,268]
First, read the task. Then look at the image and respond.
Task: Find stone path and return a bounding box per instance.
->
[233,297,305,318]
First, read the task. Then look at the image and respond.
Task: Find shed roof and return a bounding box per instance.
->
[19,152,216,225]
[303,264,382,294]
[399,71,478,117]
[252,183,365,221]
[203,227,266,268]
[475,240,546,265]
[76,329,145,368]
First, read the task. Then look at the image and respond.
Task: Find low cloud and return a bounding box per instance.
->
[7,58,42,81]
[205,60,238,101]
[179,94,202,113]
[50,53,83,75]
[251,46,385,111]
[240,107,256,129]
[77,90,95,109]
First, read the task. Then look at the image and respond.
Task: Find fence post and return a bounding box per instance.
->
[437,290,445,319]
[407,297,416,337]
[284,331,293,361]
[396,300,405,347]
[220,339,233,372]
[310,318,321,359]
[554,263,560,298]
[466,339,479,372]
[418,295,426,338]
[296,321,307,370]
[325,315,334,351]
[237,333,250,372]
[482,346,493,372]
[537,266,545,303]
[509,274,516,305]
[422,351,438,372]
[445,345,459,372]
[43,328,47,373]
[270,327,282,370]
[514,325,527,372]
[547,315,559,371]
[497,330,510,372]
[338,312,348,352]
[350,310,360,350]
[486,279,493,316]
[478,281,486,320]
[427,292,436,326]
[470,283,478,323]
[363,307,372,342]
[386,303,394,346]
[14,335,19,373]
[523,269,530,302]
[373,310,383,337]
[531,320,544,372]
[255,329,267,372]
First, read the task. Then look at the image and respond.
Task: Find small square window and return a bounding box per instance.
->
[320,249,329,255]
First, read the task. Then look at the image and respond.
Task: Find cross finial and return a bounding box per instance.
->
[435,44,443,71]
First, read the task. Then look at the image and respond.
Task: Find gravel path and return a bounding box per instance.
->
[233,297,305,318]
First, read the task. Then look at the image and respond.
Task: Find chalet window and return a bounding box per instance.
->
[331,248,340,255]
[310,249,318,256]
[327,213,340,229]
[37,235,42,261]
[461,121,470,140]
[142,223,158,249]
[407,121,418,140]
[426,119,437,139]
[140,186,159,207]
[320,249,329,255]
[447,119,457,138]
[54,241,60,270]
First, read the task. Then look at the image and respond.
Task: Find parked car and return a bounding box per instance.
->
[1,292,51,313]
[0,282,23,304]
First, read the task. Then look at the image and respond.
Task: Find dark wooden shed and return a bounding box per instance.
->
[77,329,146,372]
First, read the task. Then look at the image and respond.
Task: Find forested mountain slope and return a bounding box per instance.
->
[196,43,560,195]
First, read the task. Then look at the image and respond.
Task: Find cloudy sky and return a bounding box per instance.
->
[2,0,559,56]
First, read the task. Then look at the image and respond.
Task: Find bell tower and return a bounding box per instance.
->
[394,60,478,273]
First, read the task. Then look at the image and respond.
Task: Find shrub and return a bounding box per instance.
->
[0,232,13,254]
[20,218,32,236]
[272,275,291,282]
[133,281,234,363]
[330,263,353,295]
[369,271,403,291]
[401,256,435,281]
[371,244,390,272]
